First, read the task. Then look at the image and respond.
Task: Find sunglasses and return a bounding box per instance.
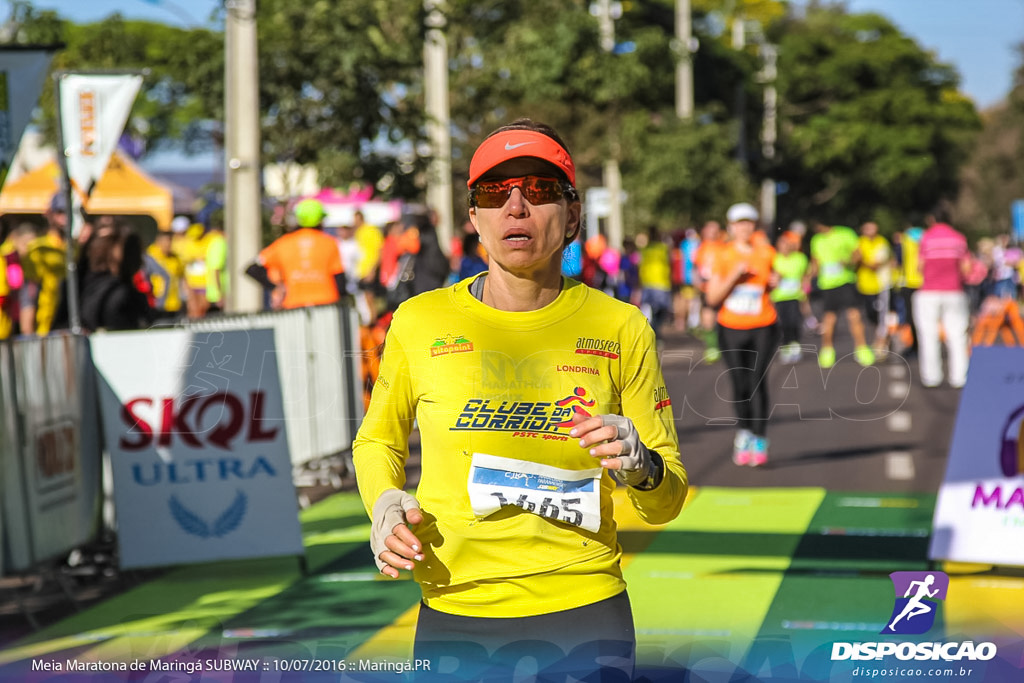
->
[469,175,577,209]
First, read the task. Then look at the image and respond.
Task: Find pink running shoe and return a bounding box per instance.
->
[749,436,769,467]
[732,430,753,466]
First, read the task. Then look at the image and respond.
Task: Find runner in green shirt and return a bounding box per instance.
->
[809,222,874,368]
[771,231,809,363]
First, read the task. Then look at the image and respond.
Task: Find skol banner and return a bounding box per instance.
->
[91,328,304,569]
[930,346,1024,567]
[57,72,142,236]
[0,48,55,187]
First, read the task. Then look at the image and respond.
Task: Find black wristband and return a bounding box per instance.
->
[631,450,664,491]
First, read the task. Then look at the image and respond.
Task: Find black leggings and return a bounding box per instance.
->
[775,299,803,346]
[414,591,635,682]
[717,323,780,437]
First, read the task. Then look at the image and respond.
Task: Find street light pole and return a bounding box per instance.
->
[224,0,261,313]
[759,43,778,228]
[675,0,694,120]
[424,0,453,251]
[595,0,624,250]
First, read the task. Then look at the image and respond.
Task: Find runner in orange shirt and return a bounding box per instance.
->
[248,199,345,310]
[706,203,779,467]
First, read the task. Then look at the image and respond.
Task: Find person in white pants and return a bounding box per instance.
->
[912,289,970,388]
[912,204,971,388]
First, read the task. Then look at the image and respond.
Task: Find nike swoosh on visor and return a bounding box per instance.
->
[504,141,538,151]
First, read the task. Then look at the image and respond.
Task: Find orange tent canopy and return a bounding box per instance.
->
[0,151,172,229]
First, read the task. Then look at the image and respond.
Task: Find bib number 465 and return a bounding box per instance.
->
[490,492,584,527]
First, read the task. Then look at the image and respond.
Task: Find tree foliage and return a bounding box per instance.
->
[7,2,222,155]
[771,6,980,231]
[254,0,426,197]
[7,0,994,237]
[955,44,1024,240]
[443,0,758,229]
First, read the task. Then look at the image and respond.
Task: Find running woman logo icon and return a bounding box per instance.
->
[881,571,949,635]
[999,404,1024,477]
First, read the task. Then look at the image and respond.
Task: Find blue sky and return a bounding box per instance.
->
[23,0,1024,109]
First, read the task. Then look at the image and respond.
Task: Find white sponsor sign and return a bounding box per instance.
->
[929,347,1024,566]
[57,72,142,236]
[0,48,55,182]
[91,328,304,569]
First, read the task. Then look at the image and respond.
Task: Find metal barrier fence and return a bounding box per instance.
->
[0,302,364,578]
[0,334,103,574]
[180,303,364,466]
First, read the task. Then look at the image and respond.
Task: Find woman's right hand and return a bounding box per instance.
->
[371,489,424,578]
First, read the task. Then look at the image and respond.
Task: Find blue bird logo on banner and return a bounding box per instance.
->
[169,491,248,538]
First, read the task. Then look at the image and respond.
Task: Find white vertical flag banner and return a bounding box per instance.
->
[0,48,55,187]
[58,72,142,236]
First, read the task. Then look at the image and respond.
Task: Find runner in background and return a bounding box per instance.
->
[897,225,925,357]
[0,223,37,339]
[809,221,874,369]
[706,202,779,466]
[639,225,673,341]
[771,230,809,364]
[354,209,384,318]
[457,231,488,280]
[913,204,971,389]
[786,220,819,332]
[679,228,702,332]
[337,222,371,322]
[180,220,210,319]
[856,221,892,357]
[21,194,68,335]
[694,220,725,362]
[561,231,583,280]
[143,227,187,322]
[204,217,228,315]
[247,199,345,310]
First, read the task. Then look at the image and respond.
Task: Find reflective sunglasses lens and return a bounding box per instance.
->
[522,177,565,204]
[472,176,566,208]
[473,181,510,209]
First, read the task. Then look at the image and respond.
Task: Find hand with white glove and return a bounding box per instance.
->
[371,489,424,578]
[569,412,662,489]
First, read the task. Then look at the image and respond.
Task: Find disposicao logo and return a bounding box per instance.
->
[882,571,948,635]
[831,571,998,663]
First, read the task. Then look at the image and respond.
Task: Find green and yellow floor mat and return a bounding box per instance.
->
[1,488,1021,681]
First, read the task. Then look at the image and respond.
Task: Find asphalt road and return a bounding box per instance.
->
[659,326,963,494]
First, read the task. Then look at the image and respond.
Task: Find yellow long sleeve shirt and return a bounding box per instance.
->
[353,275,687,618]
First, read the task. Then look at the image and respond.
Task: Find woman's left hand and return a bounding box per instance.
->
[569,412,653,487]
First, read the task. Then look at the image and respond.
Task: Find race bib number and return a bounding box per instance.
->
[724,284,764,316]
[777,277,802,294]
[823,262,845,279]
[467,453,603,533]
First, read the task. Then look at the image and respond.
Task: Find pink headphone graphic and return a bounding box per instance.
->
[1000,405,1024,477]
